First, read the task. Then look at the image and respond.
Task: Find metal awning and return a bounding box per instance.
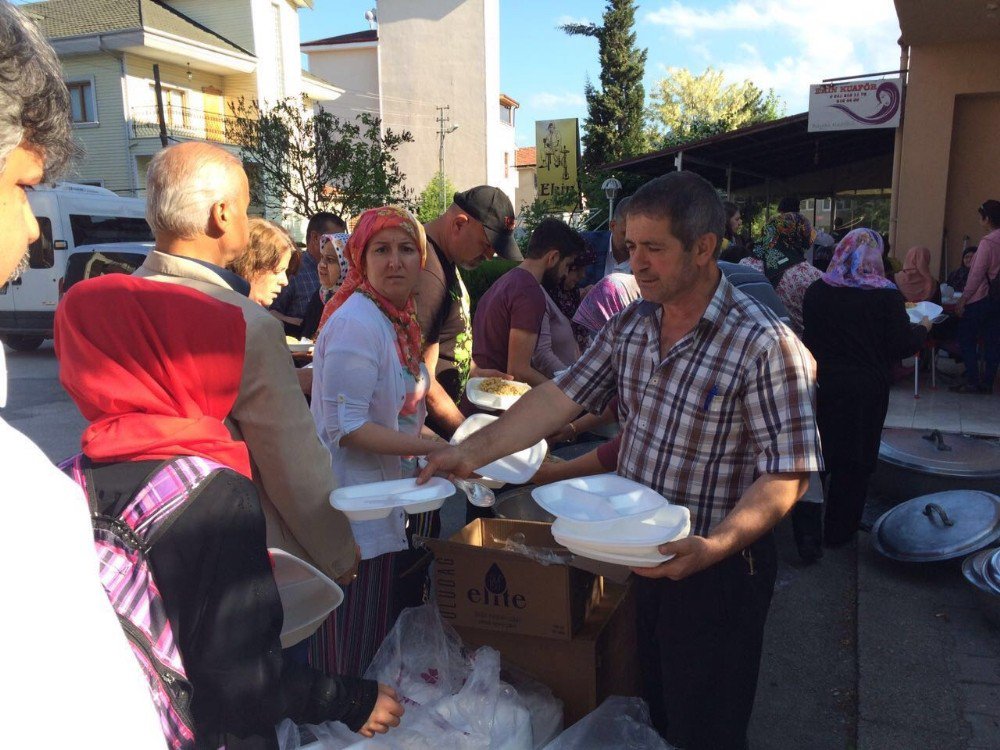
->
[601,113,896,196]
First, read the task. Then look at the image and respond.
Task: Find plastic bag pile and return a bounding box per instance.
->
[277,603,560,749]
[276,603,671,750]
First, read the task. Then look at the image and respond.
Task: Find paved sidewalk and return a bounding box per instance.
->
[753,518,1000,750]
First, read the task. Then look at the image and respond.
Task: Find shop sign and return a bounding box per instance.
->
[808,77,902,132]
[535,118,580,212]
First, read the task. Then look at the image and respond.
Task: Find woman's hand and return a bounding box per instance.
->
[358,684,404,737]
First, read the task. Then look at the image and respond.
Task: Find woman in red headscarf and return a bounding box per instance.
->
[309,206,444,678]
[55,275,402,746]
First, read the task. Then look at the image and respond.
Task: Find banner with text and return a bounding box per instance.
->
[535,118,580,212]
[808,77,902,132]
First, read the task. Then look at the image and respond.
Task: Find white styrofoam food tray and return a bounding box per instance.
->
[553,503,691,549]
[465,376,530,411]
[906,300,943,325]
[269,548,344,648]
[532,473,667,522]
[329,477,455,521]
[451,413,546,484]
[554,535,674,567]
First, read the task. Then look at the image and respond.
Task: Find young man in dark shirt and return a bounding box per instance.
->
[472,218,585,385]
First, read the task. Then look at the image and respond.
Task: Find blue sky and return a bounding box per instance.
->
[301,0,902,148]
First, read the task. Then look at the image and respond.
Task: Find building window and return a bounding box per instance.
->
[67,80,97,123]
[820,197,832,211]
[803,198,815,211]
[149,84,188,129]
[500,104,514,126]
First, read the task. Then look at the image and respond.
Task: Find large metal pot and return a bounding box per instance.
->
[962,547,1000,629]
[871,428,1000,504]
[492,485,556,523]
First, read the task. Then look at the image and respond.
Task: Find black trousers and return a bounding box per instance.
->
[636,533,778,750]
[816,377,889,545]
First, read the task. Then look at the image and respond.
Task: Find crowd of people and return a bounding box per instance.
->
[4,3,1000,749]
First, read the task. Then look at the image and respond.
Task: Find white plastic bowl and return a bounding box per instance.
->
[553,504,691,549]
[907,301,943,324]
[553,536,674,567]
[269,548,344,648]
[451,413,546,484]
[465,376,530,411]
[532,474,667,522]
[330,477,455,521]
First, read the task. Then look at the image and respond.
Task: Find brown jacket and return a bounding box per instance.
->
[135,251,356,579]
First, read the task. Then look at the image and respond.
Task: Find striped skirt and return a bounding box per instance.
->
[307,509,438,678]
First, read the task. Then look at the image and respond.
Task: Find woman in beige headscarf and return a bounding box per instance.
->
[894,245,939,303]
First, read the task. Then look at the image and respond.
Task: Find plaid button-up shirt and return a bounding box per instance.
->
[554,272,823,536]
[270,251,319,320]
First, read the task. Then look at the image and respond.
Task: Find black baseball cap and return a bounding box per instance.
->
[453,186,522,260]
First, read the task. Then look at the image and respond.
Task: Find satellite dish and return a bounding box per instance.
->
[364,9,377,29]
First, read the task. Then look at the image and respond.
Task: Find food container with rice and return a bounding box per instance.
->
[466,376,531,411]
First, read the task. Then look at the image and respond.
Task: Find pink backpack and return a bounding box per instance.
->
[62,454,229,750]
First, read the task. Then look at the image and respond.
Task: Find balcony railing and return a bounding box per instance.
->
[130,105,238,144]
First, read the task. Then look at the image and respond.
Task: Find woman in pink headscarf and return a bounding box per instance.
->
[894,245,939,303]
[800,229,931,552]
[309,206,443,678]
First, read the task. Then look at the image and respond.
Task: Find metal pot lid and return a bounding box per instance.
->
[962,548,998,593]
[871,490,1000,562]
[988,548,1000,589]
[878,429,1000,478]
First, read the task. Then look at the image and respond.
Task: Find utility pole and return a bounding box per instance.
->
[436,105,458,213]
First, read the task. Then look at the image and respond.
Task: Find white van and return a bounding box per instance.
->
[0,183,151,350]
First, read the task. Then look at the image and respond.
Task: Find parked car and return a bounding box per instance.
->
[0,182,150,351]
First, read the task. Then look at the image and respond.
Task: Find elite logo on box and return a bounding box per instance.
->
[467,563,526,609]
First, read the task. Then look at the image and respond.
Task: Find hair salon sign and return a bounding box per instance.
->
[807,77,902,132]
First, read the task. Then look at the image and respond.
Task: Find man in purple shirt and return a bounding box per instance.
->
[472,218,586,385]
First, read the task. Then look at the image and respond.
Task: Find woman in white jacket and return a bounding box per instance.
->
[310,206,443,677]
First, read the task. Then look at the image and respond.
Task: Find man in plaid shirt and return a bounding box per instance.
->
[423,171,822,750]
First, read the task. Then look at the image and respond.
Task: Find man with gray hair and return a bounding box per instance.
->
[604,194,632,275]
[0,2,165,745]
[423,171,822,750]
[132,140,359,585]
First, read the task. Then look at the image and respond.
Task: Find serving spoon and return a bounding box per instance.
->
[452,477,496,508]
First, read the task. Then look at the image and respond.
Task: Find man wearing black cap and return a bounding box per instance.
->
[418,186,522,436]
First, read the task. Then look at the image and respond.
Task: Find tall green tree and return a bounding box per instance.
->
[228,97,414,219]
[646,67,783,148]
[416,171,458,223]
[562,0,647,209]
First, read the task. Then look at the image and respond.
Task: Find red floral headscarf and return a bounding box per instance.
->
[317,206,427,378]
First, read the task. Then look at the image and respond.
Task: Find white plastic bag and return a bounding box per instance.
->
[276,604,562,750]
[365,603,559,750]
[542,697,673,750]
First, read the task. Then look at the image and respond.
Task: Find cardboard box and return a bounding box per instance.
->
[455,581,641,726]
[422,518,602,640]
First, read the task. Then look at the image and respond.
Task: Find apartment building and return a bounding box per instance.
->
[24,0,341,210]
[302,0,519,206]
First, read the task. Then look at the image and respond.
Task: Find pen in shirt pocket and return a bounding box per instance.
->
[702,384,719,411]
